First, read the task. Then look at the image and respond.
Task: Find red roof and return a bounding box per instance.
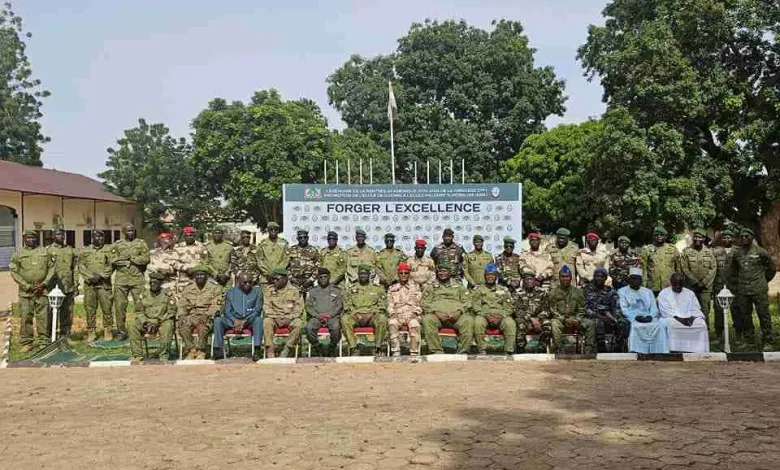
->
[0,160,130,203]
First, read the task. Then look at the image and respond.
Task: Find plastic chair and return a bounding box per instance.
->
[307,327,331,357]
[265,327,299,358]
[211,327,255,359]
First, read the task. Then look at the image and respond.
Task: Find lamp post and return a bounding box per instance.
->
[716,287,735,353]
[48,285,65,343]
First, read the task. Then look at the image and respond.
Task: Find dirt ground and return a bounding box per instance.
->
[1,362,779,470]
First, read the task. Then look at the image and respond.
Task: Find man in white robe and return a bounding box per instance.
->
[618,268,669,353]
[658,273,710,353]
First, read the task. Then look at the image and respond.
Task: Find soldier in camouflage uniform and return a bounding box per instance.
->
[463,235,494,289]
[129,271,176,361]
[545,228,580,288]
[111,223,150,340]
[11,230,55,351]
[518,232,554,290]
[305,267,343,357]
[346,229,377,285]
[679,228,717,326]
[205,226,233,287]
[78,230,115,342]
[609,236,642,290]
[342,264,389,356]
[46,226,76,337]
[583,267,629,352]
[319,231,347,286]
[177,264,223,359]
[287,229,320,296]
[713,228,740,339]
[174,226,211,291]
[641,227,679,295]
[494,236,522,290]
[230,230,259,282]
[471,264,517,355]
[256,222,289,288]
[376,233,407,288]
[430,228,466,282]
[548,265,596,355]
[731,228,776,350]
[148,233,180,296]
[421,259,474,354]
[513,269,551,352]
[576,232,610,286]
[387,262,423,358]
[263,267,305,358]
[409,239,436,290]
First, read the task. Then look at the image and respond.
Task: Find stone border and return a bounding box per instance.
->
[0,302,12,369]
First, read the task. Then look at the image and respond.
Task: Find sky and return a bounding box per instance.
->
[15,0,608,178]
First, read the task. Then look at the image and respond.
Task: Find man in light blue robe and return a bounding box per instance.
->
[618,267,669,353]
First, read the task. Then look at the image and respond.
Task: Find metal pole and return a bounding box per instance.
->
[438,160,442,184]
[336,160,340,184]
[461,159,465,184]
[369,159,374,184]
[450,159,454,184]
[427,160,430,184]
[51,305,58,343]
[724,306,731,353]
[324,160,328,185]
[390,82,396,185]
[347,159,351,185]
[360,159,363,184]
[414,161,418,184]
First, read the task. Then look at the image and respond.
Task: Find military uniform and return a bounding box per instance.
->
[111,237,150,335]
[256,237,289,285]
[430,242,466,281]
[732,242,776,343]
[129,286,176,360]
[609,249,642,290]
[471,283,517,354]
[387,281,423,355]
[177,279,223,357]
[376,247,407,288]
[10,243,55,348]
[641,243,679,294]
[46,240,76,336]
[494,252,522,289]
[287,244,320,294]
[421,280,473,353]
[174,241,210,289]
[679,245,717,323]
[230,244,259,280]
[205,239,233,280]
[263,282,304,355]
[78,242,115,336]
[319,246,348,286]
[304,284,343,355]
[547,284,595,354]
[518,249,555,289]
[148,247,180,294]
[463,250,494,288]
[576,246,610,285]
[545,243,580,287]
[713,244,739,336]
[342,282,388,352]
[346,245,377,285]
[513,286,551,351]
[409,255,436,289]
[583,282,629,351]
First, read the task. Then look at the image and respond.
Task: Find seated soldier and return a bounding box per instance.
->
[514,269,552,352]
[548,265,596,355]
[472,263,517,355]
[129,271,176,362]
[213,272,263,360]
[305,267,343,357]
[618,268,669,353]
[658,273,710,353]
[387,262,423,358]
[584,267,630,352]
[421,260,474,354]
[341,264,389,356]
[177,264,223,359]
[263,268,304,358]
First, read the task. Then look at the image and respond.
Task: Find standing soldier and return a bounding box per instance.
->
[205,226,233,288]
[287,229,320,296]
[584,268,629,352]
[576,232,610,286]
[609,236,642,290]
[78,230,115,342]
[304,267,343,357]
[494,236,522,290]
[641,227,679,296]
[408,239,436,290]
[128,271,176,362]
[514,269,551,353]
[732,228,776,351]
[148,233,180,295]
[548,265,596,355]
[346,229,377,285]
[263,268,305,358]
[545,228,580,287]
[46,226,76,337]
[376,233,407,288]
[230,230,259,282]
[421,260,474,354]
[387,262,423,359]
[256,222,289,288]
[471,264,517,356]
[518,232,554,290]
[679,229,717,325]
[430,228,466,281]
[342,264,389,356]
[713,228,740,340]
[319,231,347,286]
[463,235,494,289]
[175,226,210,291]
[177,264,222,359]
[111,223,150,341]
[11,230,55,352]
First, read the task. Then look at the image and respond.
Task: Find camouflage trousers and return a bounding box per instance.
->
[179,314,211,354]
[514,317,552,351]
[551,317,596,354]
[473,315,517,353]
[83,285,113,331]
[263,317,304,349]
[388,314,421,355]
[129,315,174,359]
[341,313,388,350]
[18,294,49,348]
[114,282,145,335]
[422,313,474,354]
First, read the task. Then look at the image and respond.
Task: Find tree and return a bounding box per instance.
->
[578,0,780,261]
[99,119,221,233]
[329,129,390,183]
[0,3,49,165]
[327,20,566,183]
[190,89,330,227]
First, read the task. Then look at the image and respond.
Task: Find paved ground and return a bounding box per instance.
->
[1,362,779,470]
[0,272,15,309]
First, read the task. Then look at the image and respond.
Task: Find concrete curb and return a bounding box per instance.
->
[0,303,12,369]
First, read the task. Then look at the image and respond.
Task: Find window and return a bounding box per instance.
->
[65,230,76,248]
[114,230,121,243]
[104,231,113,244]
[83,230,92,247]
[42,230,54,247]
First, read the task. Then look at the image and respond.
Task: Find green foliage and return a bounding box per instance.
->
[328,19,566,183]
[329,129,390,183]
[99,119,221,233]
[0,3,49,165]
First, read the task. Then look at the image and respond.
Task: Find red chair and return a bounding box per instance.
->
[178,324,207,359]
[265,327,299,358]
[340,326,381,356]
[211,327,254,359]
[307,327,331,356]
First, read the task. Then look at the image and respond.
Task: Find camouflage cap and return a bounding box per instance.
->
[618,235,631,243]
[272,267,288,276]
[92,229,104,236]
[267,222,281,229]
[297,229,309,236]
[692,228,707,237]
[521,269,536,278]
[192,264,212,274]
[443,228,454,235]
[212,226,225,233]
[148,271,165,281]
[556,227,571,237]
[355,229,367,236]
[653,227,668,236]
[721,228,736,237]
[503,236,516,244]
[740,228,755,237]
[473,234,484,242]
[23,229,37,236]
[358,263,372,272]
[327,231,338,238]
[437,259,453,270]
[53,225,65,233]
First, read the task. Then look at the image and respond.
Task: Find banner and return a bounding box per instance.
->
[283,184,522,254]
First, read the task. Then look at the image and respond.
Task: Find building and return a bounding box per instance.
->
[0,161,142,268]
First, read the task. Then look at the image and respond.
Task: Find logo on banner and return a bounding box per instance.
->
[304,188,323,200]
[491,186,501,198]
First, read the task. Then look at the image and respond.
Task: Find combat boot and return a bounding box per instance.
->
[85,329,97,343]
[279,346,293,358]
[103,327,114,342]
[350,347,361,357]
[265,345,275,359]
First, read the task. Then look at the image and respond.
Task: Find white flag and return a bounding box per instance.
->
[388,81,398,122]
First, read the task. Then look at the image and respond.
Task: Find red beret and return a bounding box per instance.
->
[182,226,196,235]
[158,232,171,239]
[415,239,427,247]
[527,232,541,240]
[397,262,411,273]
[586,232,600,240]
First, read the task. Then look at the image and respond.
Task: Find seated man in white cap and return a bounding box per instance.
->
[657,273,710,352]
[617,267,669,353]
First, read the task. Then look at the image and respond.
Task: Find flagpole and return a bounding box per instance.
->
[360,159,363,184]
[390,111,396,185]
[427,160,430,184]
[450,159,454,185]
[414,161,417,184]
[388,81,396,185]
[369,158,374,184]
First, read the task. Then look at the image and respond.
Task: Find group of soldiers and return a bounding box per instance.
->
[9,220,777,360]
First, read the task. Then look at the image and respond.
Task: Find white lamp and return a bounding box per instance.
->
[47,285,65,343]
[716,287,735,353]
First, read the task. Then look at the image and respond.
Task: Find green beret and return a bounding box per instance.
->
[721,228,736,237]
[473,234,484,242]
[92,229,104,236]
[618,235,631,243]
[53,225,65,233]
[692,228,707,237]
[297,229,309,236]
[521,269,536,278]
[192,264,212,274]
[267,222,281,229]
[23,229,37,236]
[212,226,225,233]
[503,236,516,244]
[740,228,755,237]
[148,271,165,281]
[556,228,571,237]
[327,231,338,238]
[385,233,395,239]
[437,259,453,270]
[358,263,372,272]
[355,229,366,236]
[272,267,288,276]
[653,227,668,236]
